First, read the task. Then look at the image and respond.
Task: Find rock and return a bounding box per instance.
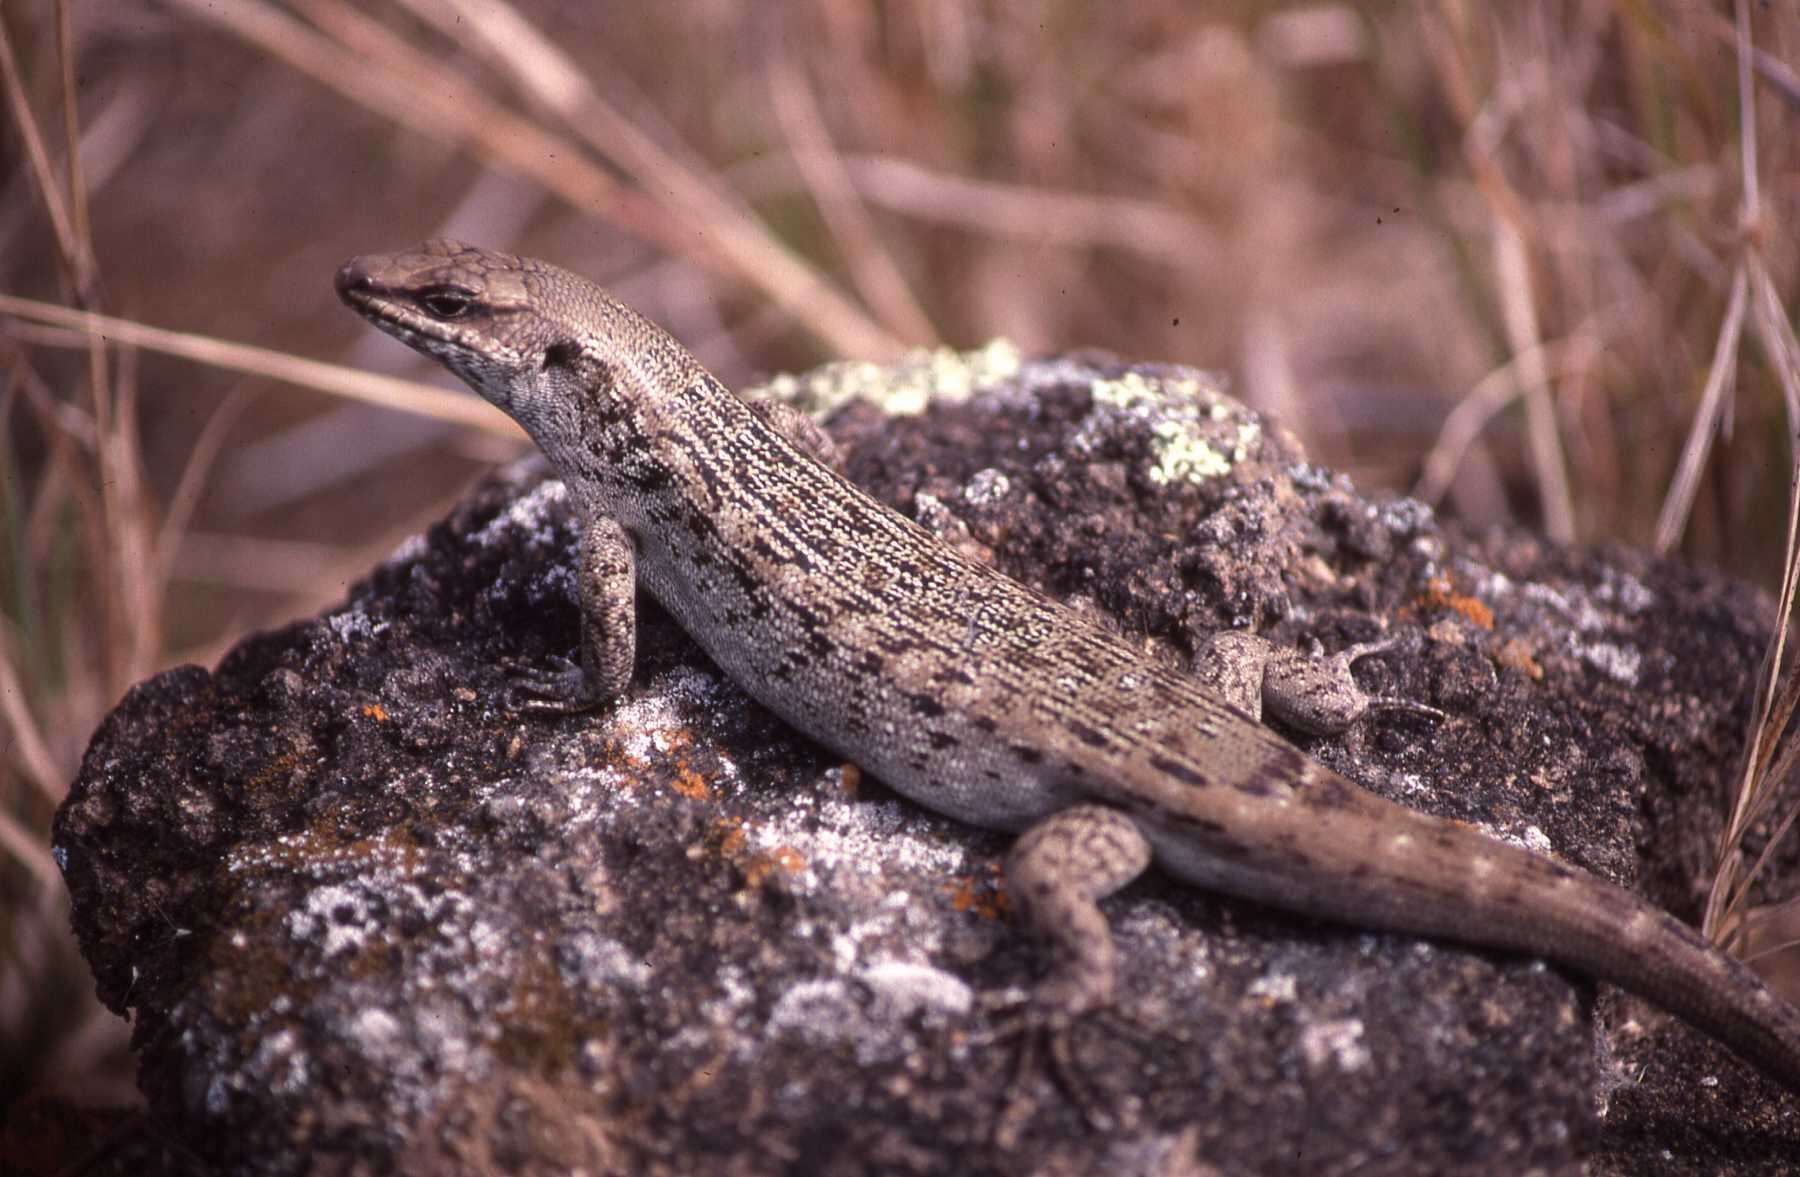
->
[52,348,1798,1175]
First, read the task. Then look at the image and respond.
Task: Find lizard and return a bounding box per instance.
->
[335,237,1800,1101]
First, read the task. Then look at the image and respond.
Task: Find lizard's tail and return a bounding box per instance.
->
[1136,757,1800,1092]
[1485,845,1800,1092]
[1292,789,1800,1092]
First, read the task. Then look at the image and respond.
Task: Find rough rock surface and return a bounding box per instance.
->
[50,346,1800,1175]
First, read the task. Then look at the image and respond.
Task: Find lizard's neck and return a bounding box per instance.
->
[519,360,727,526]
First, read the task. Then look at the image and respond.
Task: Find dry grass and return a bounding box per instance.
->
[3,0,1799,1131]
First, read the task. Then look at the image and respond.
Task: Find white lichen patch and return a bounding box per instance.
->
[470,478,569,549]
[384,531,429,566]
[1519,825,1556,857]
[1593,566,1656,614]
[747,339,1023,419]
[351,1006,402,1053]
[557,930,651,992]
[824,893,947,980]
[1247,971,1298,1004]
[762,959,970,1068]
[601,667,722,763]
[962,468,1012,506]
[1520,582,1607,633]
[285,882,377,959]
[248,1026,311,1096]
[859,960,973,1019]
[325,607,388,645]
[750,790,976,884]
[765,978,865,1047]
[1299,1017,1371,1072]
[1474,568,1515,602]
[1576,639,1641,684]
[1385,772,1436,802]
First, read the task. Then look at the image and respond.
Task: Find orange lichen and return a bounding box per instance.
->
[949,863,1010,920]
[1412,575,1494,629]
[669,762,711,800]
[713,817,747,856]
[1493,637,1543,680]
[740,846,806,887]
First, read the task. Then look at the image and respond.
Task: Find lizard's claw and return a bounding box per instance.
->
[503,655,607,715]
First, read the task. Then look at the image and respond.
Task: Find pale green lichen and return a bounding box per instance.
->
[751,343,1257,488]
[1086,369,1258,485]
[1089,370,1174,413]
[1149,418,1233,482]
[747,339,1023,419]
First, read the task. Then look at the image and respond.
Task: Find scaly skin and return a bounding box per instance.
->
[337,238,1800,1095]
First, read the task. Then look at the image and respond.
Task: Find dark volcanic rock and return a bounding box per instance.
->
[52,347,1800,1175]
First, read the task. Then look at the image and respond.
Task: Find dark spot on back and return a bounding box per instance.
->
[907,693,947,719]
[1067,721,1109,749]
[630,462,673,493]
[1149,753,1210,789]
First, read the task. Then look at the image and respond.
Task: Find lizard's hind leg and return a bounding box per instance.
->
[1196,630,1398,734]
[988,804,1156,1144]
[1006,804,1154,1018]
[749,398,844,472]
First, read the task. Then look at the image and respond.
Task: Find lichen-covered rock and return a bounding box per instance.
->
[53,349,1797,1175]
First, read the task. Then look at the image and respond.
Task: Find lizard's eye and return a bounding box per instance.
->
[417,288,475,319]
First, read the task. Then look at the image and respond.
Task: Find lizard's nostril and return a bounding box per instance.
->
[334,260,372,299]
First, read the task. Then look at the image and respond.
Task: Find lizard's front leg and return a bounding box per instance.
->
[510,515,637,713]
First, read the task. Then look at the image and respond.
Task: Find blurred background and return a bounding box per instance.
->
[2,0,1797,1151]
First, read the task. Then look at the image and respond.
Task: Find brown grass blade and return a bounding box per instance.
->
[0,295,519,435]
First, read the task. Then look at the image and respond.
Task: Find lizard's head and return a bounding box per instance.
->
[337,239,706,503]
[336,239,573,400]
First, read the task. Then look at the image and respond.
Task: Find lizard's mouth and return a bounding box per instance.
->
[335,259,402,326]
[335,259,411,325]
[336,259,449,352]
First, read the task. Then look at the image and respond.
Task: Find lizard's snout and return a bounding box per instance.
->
[335,259,375,303]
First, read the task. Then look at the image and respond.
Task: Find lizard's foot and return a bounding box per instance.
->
[978,990,1149,1148]
[503,654,609,715]
[1330,635,1443,728]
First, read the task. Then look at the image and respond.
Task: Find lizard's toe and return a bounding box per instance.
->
[504,655,608,715]
[980,990,1145,1147]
